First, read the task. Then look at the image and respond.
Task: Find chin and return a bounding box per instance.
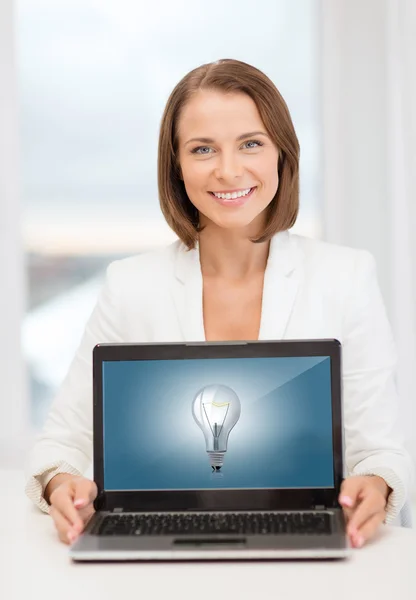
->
[204,217,262,234]
[206,207,267,229]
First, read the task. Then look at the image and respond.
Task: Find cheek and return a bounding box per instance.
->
[261,155,279,185]
[248,153,279,188]
[182,161,209,190]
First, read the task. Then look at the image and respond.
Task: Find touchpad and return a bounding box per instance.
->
[173,537,247,546]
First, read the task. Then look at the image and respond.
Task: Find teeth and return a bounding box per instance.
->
[212,187,253,200]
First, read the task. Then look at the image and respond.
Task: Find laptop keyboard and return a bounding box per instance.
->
[95,511,332,536]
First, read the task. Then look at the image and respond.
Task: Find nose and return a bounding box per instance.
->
[214,150,243,182]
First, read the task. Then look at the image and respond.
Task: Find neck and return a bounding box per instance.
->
[198,221,270,280]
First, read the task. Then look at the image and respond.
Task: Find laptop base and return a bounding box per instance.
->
[70,533,350,561]
[69,510,350,561]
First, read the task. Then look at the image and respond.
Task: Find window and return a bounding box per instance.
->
[17,0,321,427]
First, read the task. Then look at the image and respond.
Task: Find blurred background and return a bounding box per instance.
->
[1,0,415,505]
[17,0,321,428]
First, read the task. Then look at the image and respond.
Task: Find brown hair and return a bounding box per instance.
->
[158,58,300,249]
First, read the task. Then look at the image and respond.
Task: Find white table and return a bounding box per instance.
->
[2,468,416,600]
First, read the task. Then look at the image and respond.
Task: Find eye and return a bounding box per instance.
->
[242,139,263,149]
[191,146,213,155]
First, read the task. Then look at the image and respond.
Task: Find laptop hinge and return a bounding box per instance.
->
[113,508,124,513]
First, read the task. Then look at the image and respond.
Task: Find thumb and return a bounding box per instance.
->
[339,476,364,510]
[73,478,98,509]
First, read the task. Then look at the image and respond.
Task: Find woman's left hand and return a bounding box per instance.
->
[338,475,390,548]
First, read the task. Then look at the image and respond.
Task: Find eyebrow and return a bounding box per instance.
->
[184,131,269,146]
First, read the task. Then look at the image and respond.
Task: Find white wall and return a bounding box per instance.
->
[321,0,416,469]
[0,0,29,465]
[320,0,392,300]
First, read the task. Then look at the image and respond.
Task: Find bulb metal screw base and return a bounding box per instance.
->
[208,451,225,470]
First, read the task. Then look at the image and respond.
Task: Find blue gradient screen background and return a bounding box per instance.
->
[102,356,334,490]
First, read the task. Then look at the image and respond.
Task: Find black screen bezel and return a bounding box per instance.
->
[92,339,343,512]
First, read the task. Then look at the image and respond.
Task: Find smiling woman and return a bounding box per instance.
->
[24,56,413,553]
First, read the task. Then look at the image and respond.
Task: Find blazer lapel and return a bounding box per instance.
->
[258,231,301,341]
[172,241,206,341]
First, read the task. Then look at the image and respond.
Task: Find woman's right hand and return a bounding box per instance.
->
[46,474,98,544]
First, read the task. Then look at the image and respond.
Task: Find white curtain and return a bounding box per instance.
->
[386,0,416,477]
[0,0,29,465]
[321,0,416,482]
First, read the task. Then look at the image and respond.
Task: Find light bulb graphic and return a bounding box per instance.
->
[192,384,241,471]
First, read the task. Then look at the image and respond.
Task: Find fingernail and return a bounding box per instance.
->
[67,531,75,543]
[355,535,364,548]
[74,499,85,508]
[339,495,353,507]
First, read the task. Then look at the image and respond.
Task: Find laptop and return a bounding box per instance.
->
[69,339,350,561]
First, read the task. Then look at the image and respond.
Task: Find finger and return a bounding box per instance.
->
[73,479,98,509]
[347,491,385,536]
[50,505,75,545]
[338,477,364,510]
[51,486,85,532]
[78,502,96,524]
[352,511,385,548]
[340,504,354,526]
[54,502,95,545]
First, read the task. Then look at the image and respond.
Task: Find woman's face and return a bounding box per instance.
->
[177,90,279,233]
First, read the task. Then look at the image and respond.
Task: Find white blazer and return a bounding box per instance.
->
[25,231,413,521]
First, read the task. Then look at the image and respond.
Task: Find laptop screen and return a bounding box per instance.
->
[102,355,334,491]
